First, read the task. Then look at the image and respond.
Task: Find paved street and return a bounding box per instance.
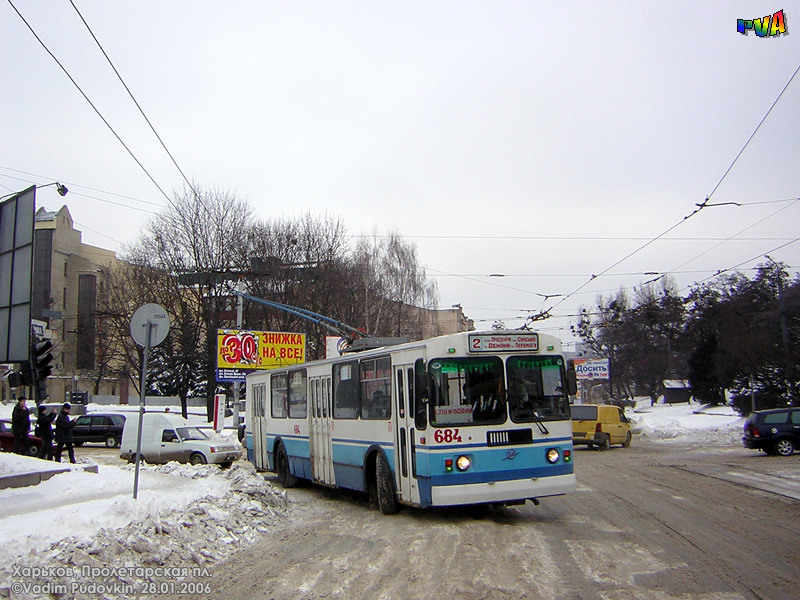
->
[153,438,800,600]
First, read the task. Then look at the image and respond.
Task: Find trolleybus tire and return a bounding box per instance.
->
[276,442,298,488]
[375,453,399,515]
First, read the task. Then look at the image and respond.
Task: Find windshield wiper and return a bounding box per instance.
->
[531,415,549,435]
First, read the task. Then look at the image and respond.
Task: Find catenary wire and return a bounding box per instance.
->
[7,0,177,209]
[642,197,800,286]
[67,0,199,199]
[543,60,800,318]
[0,166,165,209]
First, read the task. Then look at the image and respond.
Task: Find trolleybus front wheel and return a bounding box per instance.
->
[375,453,399,515]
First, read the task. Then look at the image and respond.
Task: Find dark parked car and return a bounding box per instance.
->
[72,413,126,448]
[0,419,43,457]
[743,407,800,456]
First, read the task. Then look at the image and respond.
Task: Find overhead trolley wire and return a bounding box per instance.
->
[545,59,800,319]
[0,165,165,210]
[67,0,200,200]
[705,62,800,202]
[7,0,177,209]
[642,197,800,287]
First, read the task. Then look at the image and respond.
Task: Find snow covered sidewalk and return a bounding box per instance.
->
[0,453,98,490]
[0,458,287,599]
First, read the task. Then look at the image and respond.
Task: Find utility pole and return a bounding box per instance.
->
[232,277,244,429]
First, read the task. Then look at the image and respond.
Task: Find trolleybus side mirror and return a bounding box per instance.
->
[566,367,578,397]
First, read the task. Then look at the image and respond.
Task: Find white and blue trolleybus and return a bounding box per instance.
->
[245,330,577,513]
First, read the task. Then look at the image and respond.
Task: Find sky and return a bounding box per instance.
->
[2,1,799,347]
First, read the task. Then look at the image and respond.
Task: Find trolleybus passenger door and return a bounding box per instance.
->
[394,364,420,505]
[251,382,268,470]
[309,375,335,485]
[309,377,323,482]
[322,376,335,484]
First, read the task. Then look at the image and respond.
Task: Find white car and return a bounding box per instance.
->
[120,412,242,467]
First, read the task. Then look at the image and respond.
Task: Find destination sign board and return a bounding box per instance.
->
[468,333,539,353]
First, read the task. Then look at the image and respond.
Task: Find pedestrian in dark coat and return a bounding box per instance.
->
[54,403,76,464]
[36,404,56,460]
[11,396,31,455]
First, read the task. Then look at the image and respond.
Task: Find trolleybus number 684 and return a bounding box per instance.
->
[433,428,462,443]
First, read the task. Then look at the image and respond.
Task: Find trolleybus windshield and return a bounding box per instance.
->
[506,356,570,422]
[428,357,505,426]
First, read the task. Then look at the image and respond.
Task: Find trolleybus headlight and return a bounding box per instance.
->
[456,455,471,471]
[546,448,560,464]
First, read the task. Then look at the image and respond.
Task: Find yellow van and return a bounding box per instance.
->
[571,404,631,450]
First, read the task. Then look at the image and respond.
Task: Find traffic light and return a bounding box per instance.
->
[31,339,54,401]
[7,363,33,388]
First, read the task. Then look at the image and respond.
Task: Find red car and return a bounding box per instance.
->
[0,419,43,457]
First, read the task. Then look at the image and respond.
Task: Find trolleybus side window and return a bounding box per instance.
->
[252,383,264,417]
[271,373,288,418]
[360,356,391,420]
[414,358,428,430]
[507,356,570,422]
[288,369,308,418]
[333,360,359,419]
[322,378,329,418]
[397,369,405,417]
[428,357,506,426]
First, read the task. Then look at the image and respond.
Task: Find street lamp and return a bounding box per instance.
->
[0,181,68,201]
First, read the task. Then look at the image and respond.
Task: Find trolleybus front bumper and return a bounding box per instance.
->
[429,472,577,506]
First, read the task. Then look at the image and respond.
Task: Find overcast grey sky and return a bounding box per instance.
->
[2,1,798,346]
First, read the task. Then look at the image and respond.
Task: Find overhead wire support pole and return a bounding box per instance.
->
[232,278,244,429]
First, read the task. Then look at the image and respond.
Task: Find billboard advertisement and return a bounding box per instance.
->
[216,329,305,382]
[573,358,610,380]
[0,187,35,363]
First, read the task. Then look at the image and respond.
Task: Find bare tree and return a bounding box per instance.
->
[132,185,253,419]
[352,232,438,339]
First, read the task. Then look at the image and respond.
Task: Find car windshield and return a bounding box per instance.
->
[570,405,598,421]
[507,356,571,422]
[176,427,209,441]
[428,356,506,426]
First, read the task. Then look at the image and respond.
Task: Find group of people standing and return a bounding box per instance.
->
[11,397,76,463]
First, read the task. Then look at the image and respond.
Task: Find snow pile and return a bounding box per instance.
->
[629,400,744,446]
[0,461,286,599]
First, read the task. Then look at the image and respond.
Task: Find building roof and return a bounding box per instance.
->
[35,205,73,226]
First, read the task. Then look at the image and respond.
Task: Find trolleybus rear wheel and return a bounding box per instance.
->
[276,442,298,488]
